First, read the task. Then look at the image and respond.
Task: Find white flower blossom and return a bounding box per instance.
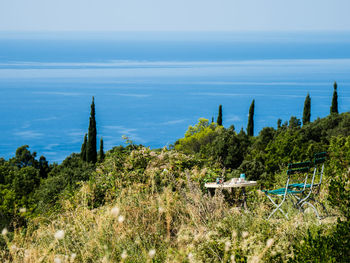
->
[225,241,231,251]
[1,228,8,236]
[111,206,120,217]
[266,238,274,248]
[54,230,65,240]
[71,253,77,260]
[121,250,128,259]
[118,215,125,223]
[148,249,156,258]
[242,231,249,239]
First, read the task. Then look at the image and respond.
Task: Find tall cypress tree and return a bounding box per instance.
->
[330,81,338,114]
[302,93,311,125]
[87,97,97,163]
[81,133,87,161]
[99,137,105,162]
[217,105,223,126]
[247,99,255,136]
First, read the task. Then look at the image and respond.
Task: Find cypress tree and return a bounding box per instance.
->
[87,97,97,163]
[330,81,338,114]
[247,99,255,136]
[302,93,311,125]
[217,105,223,126]
[99,137,105,162]
[277,119,282,129]
[81,133,87,161]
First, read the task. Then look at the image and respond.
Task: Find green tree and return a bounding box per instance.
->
[277,119,282,129]
[38,156,50,179]
[302,93,311,125]
[217,105,223,126]
[87,97,97,163]
[247,99,255,136]
[99,137,105,162]
[288,116,301,129]
[81,133,87,161]
[10,145,37,168]
[330,81,339,114]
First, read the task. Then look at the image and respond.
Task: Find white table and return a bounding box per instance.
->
[205,180,257,208]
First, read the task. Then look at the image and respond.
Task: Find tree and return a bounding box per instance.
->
[247,99,255,136]
[217,105,223,126]
[277,119,282,129]
[38,156,50,179]
[330,81,339,114]
[288,116,301,129]
[303,93,311,125]
[81,133,87,161]
[99,137,105,162]
[87,97,97,163]
[11,145,37,168]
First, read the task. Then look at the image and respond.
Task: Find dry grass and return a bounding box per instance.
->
[0,148,338,262]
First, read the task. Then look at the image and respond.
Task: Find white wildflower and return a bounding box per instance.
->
[54,256,61,263]
[225,241,231,251]
[19,207,27,213]
[121,250,127,259]
[111,206,120,217]
[1,228,8,236]
[188,252,194,261]
[10,245,17,251]
[242,231,249,239]
[71,253,77,260]
[54,230,65,240]
[158,206,164,213]
[232,230,237,239]
[118,215,125,223]
[266,238,274,248]
[148,249,156,258]
[230,254,235,262]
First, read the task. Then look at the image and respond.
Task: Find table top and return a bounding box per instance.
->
[204,180,257,189]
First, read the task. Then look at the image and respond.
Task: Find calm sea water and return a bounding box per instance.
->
[1,32,350,162]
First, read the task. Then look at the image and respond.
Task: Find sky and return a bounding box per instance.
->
[0,0,350,32]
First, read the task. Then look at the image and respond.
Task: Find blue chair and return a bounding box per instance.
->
[262,161,312,220]
[289,152,328,218]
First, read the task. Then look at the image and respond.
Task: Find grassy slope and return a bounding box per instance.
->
[1,147,338,263]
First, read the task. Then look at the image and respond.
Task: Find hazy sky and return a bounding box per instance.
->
[1,0,350,31]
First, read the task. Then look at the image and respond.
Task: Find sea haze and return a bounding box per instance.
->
[0,31,350,162]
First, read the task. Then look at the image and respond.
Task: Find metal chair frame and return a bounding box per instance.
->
[263,161,312,220]
[263,152,328,220]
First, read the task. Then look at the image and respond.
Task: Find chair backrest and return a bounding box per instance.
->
[314,152,328,185]
[287,161,311,188]
[287,161,311,175]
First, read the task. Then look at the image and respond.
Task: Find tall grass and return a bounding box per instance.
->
[1,148,337,262]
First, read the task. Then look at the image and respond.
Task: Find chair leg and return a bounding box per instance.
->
[266,194,288,220]
[308,196,329,218]
[300,201,320,219]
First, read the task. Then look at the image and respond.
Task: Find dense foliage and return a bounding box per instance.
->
[1,105,350,261]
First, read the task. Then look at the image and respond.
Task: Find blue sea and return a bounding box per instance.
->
[0,31,350,162]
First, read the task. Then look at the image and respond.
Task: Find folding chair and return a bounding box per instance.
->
[289,152,328,218]
[262,161,311,220]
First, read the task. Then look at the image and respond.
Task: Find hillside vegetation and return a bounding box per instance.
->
[1,112,350,262]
